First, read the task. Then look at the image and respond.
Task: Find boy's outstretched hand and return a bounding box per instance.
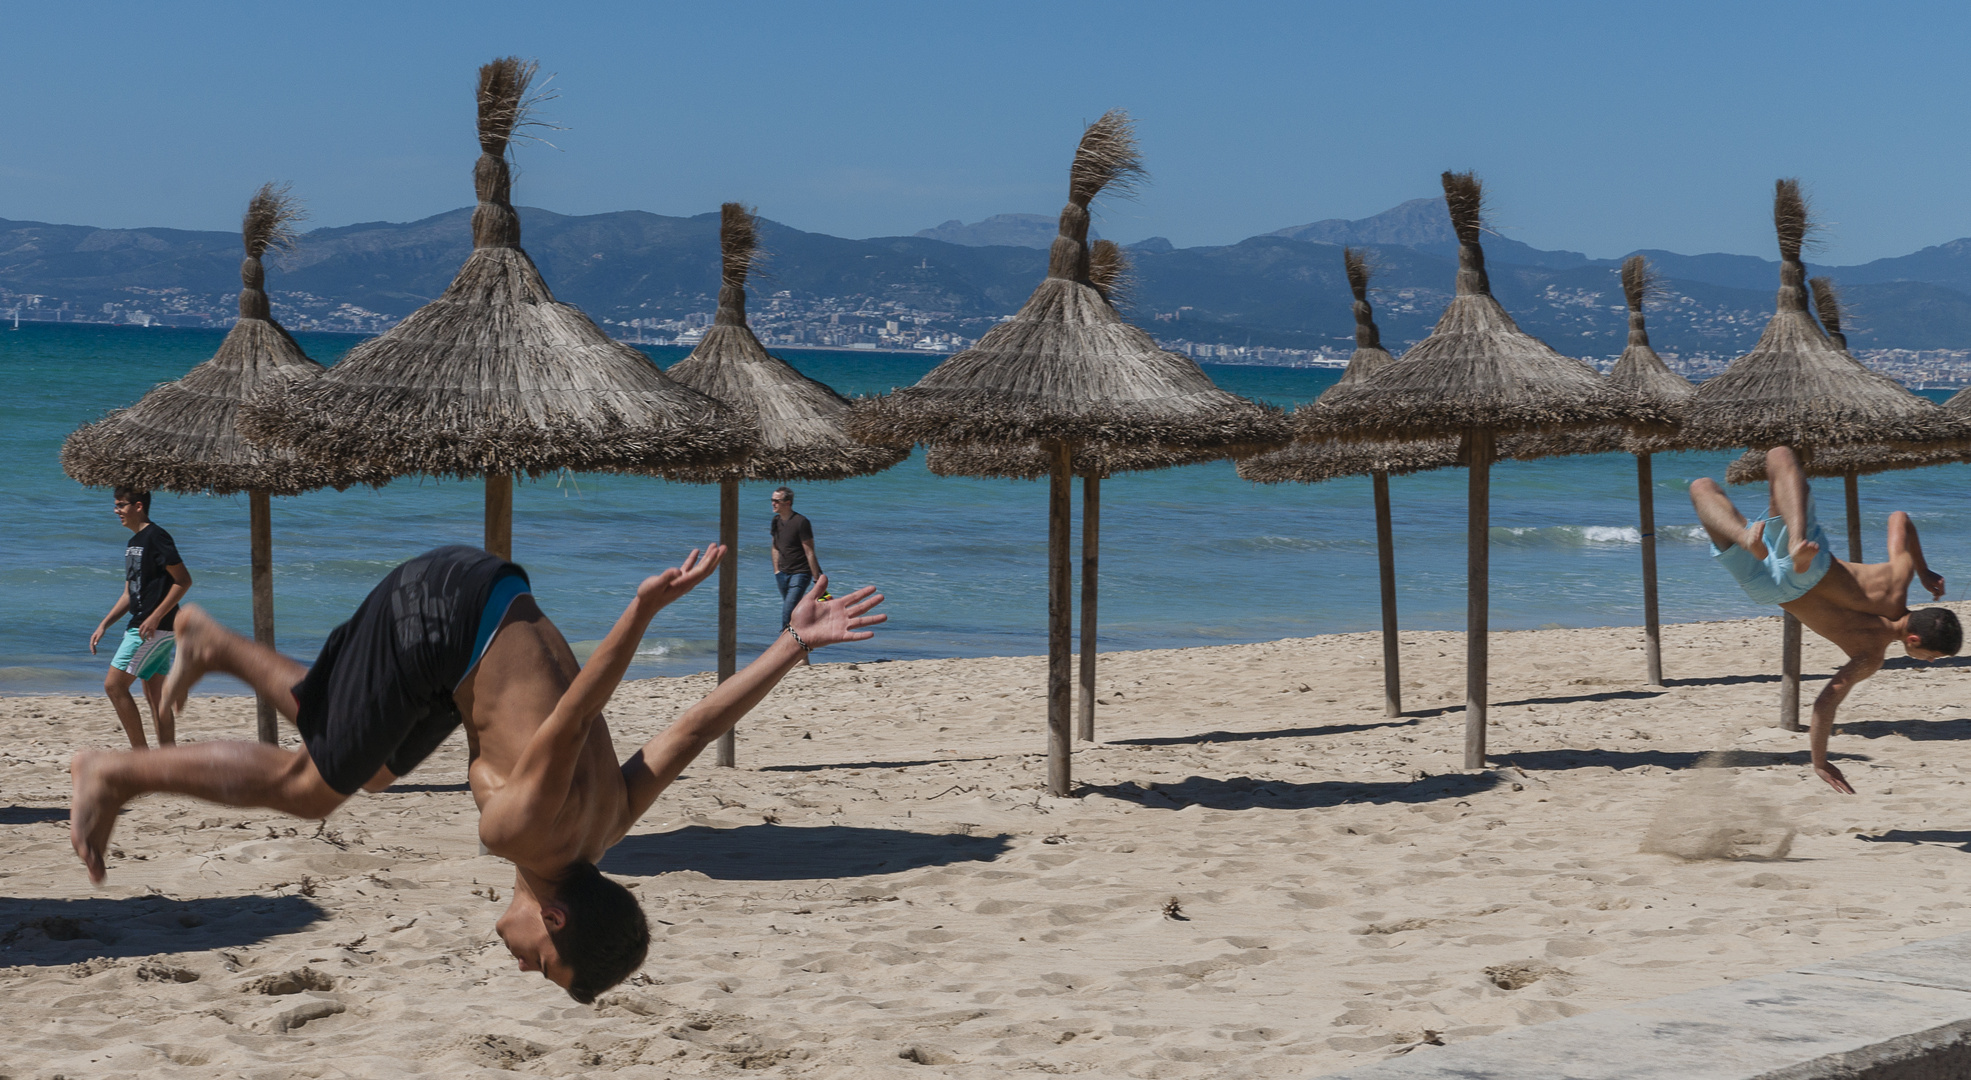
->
[789,575,886,650]
[637,545,725,611]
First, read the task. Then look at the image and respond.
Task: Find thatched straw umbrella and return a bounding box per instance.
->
[850,112,1290,794]
[1681,181,1962,730]
[1723,278,1913,560]
[1239,248,1459,718]
[1299,172,1664,769]
[921,240,1227,746]
[1680,182,1955,453]
[242,58,749,558]
[1485,256,1696,686]
[62,184,326,742]
[663,202,908,766]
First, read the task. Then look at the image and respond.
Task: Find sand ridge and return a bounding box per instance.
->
[5,609,1971,1077]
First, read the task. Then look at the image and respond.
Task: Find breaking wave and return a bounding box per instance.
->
[1491,524,1709,547]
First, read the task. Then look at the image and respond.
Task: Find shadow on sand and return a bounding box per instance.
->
[0,806,68,824]
[756,756,1000,773]
[1838,717,1971,742]
[600,823,1012,881]
[1496,747,1867,773]
[1858,829,1971,851]
[1084,770,1502,811]
[1109,718,1420,748]
[0,893,329,967]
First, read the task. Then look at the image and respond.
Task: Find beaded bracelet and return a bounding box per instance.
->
[786,627,812,653]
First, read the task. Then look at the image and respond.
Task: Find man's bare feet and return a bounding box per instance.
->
[69,751,125,884]
[1740,520,1769,559]
[1791,538,1820,574]
[158,604,216,729]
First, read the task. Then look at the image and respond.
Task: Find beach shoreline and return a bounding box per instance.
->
[6,611,1971,1076]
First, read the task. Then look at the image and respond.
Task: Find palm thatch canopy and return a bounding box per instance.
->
[1483,256,1698,462]
[1300,173,1660,442]
[928,241,1200,465]
[848,111,1287,456]
[663,204,907,484]
[1811,276,1848,352]
[1679,181,1955,451]
[1243,249,1460,484]
[63,184,329,496]
[1610,255,1697,406]
[928,239,1232,479]
[1726,280,1970,483]
[1237,437,1458,484]
[1087,238,1132,310]
[241,57,748,482]
[1334,247,1396,388]
[927,440,1219,480]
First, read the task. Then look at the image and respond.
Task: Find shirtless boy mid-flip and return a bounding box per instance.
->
[1691,446,1960,793]
[70,543,884,1002]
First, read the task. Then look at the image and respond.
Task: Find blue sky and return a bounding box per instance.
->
[4,1,1967,263]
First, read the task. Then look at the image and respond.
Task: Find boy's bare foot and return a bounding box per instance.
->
[1740,520,1769,559]
[159,604,216,728]
[1791,538,1820,574]
[69,751,124,884]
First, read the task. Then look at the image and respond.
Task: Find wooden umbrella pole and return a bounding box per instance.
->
[1466,430,1493,770]
[1780,612,1804,731]
[1076,473,1100,742]
[485,472,513,560]
[1372,471,1401,717]
[1047,441,1073,795]
[1636,454,1664,686]
[249,489,278,744]
[1845,470,1863,562]
[714,478,739,767]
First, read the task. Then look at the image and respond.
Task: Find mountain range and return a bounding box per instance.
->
[8,199,1971,357]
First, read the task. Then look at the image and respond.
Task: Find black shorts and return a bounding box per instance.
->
[291,546,528,795]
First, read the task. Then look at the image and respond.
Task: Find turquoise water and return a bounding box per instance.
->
[6,321,1967,697]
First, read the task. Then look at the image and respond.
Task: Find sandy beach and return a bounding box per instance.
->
[7,609,1971,1078]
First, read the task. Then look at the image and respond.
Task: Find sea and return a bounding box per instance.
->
[6,321,1967,698]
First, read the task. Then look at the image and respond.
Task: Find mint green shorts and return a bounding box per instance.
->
[110,627,175,680]
[1712,500,1833,606]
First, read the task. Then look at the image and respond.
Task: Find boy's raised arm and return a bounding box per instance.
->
[1888,512,1945,600]
[481,548,724,850]
[615,579,885,836]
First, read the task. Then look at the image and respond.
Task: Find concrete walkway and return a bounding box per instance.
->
[1316,932,1971,1079]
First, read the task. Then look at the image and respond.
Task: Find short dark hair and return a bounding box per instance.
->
[1909,608,1962,655]
[771,486,793,503]
[548,861,649,1004]
[113,486,151,512]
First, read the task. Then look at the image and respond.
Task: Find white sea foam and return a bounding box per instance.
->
[1493,524,1708,547]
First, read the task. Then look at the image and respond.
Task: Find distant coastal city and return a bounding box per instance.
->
[8,283,1970,388]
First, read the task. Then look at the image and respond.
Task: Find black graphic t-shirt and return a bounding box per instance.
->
[125,523,184,631]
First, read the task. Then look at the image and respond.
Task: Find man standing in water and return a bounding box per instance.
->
[88,487,193,748]
[70,543,884,1002]
[1691,446,1959,793]
[770,487,821,630]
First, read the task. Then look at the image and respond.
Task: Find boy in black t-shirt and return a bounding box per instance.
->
[89,487,193,748]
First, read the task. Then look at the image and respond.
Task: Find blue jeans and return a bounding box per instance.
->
[775,572,812,629]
